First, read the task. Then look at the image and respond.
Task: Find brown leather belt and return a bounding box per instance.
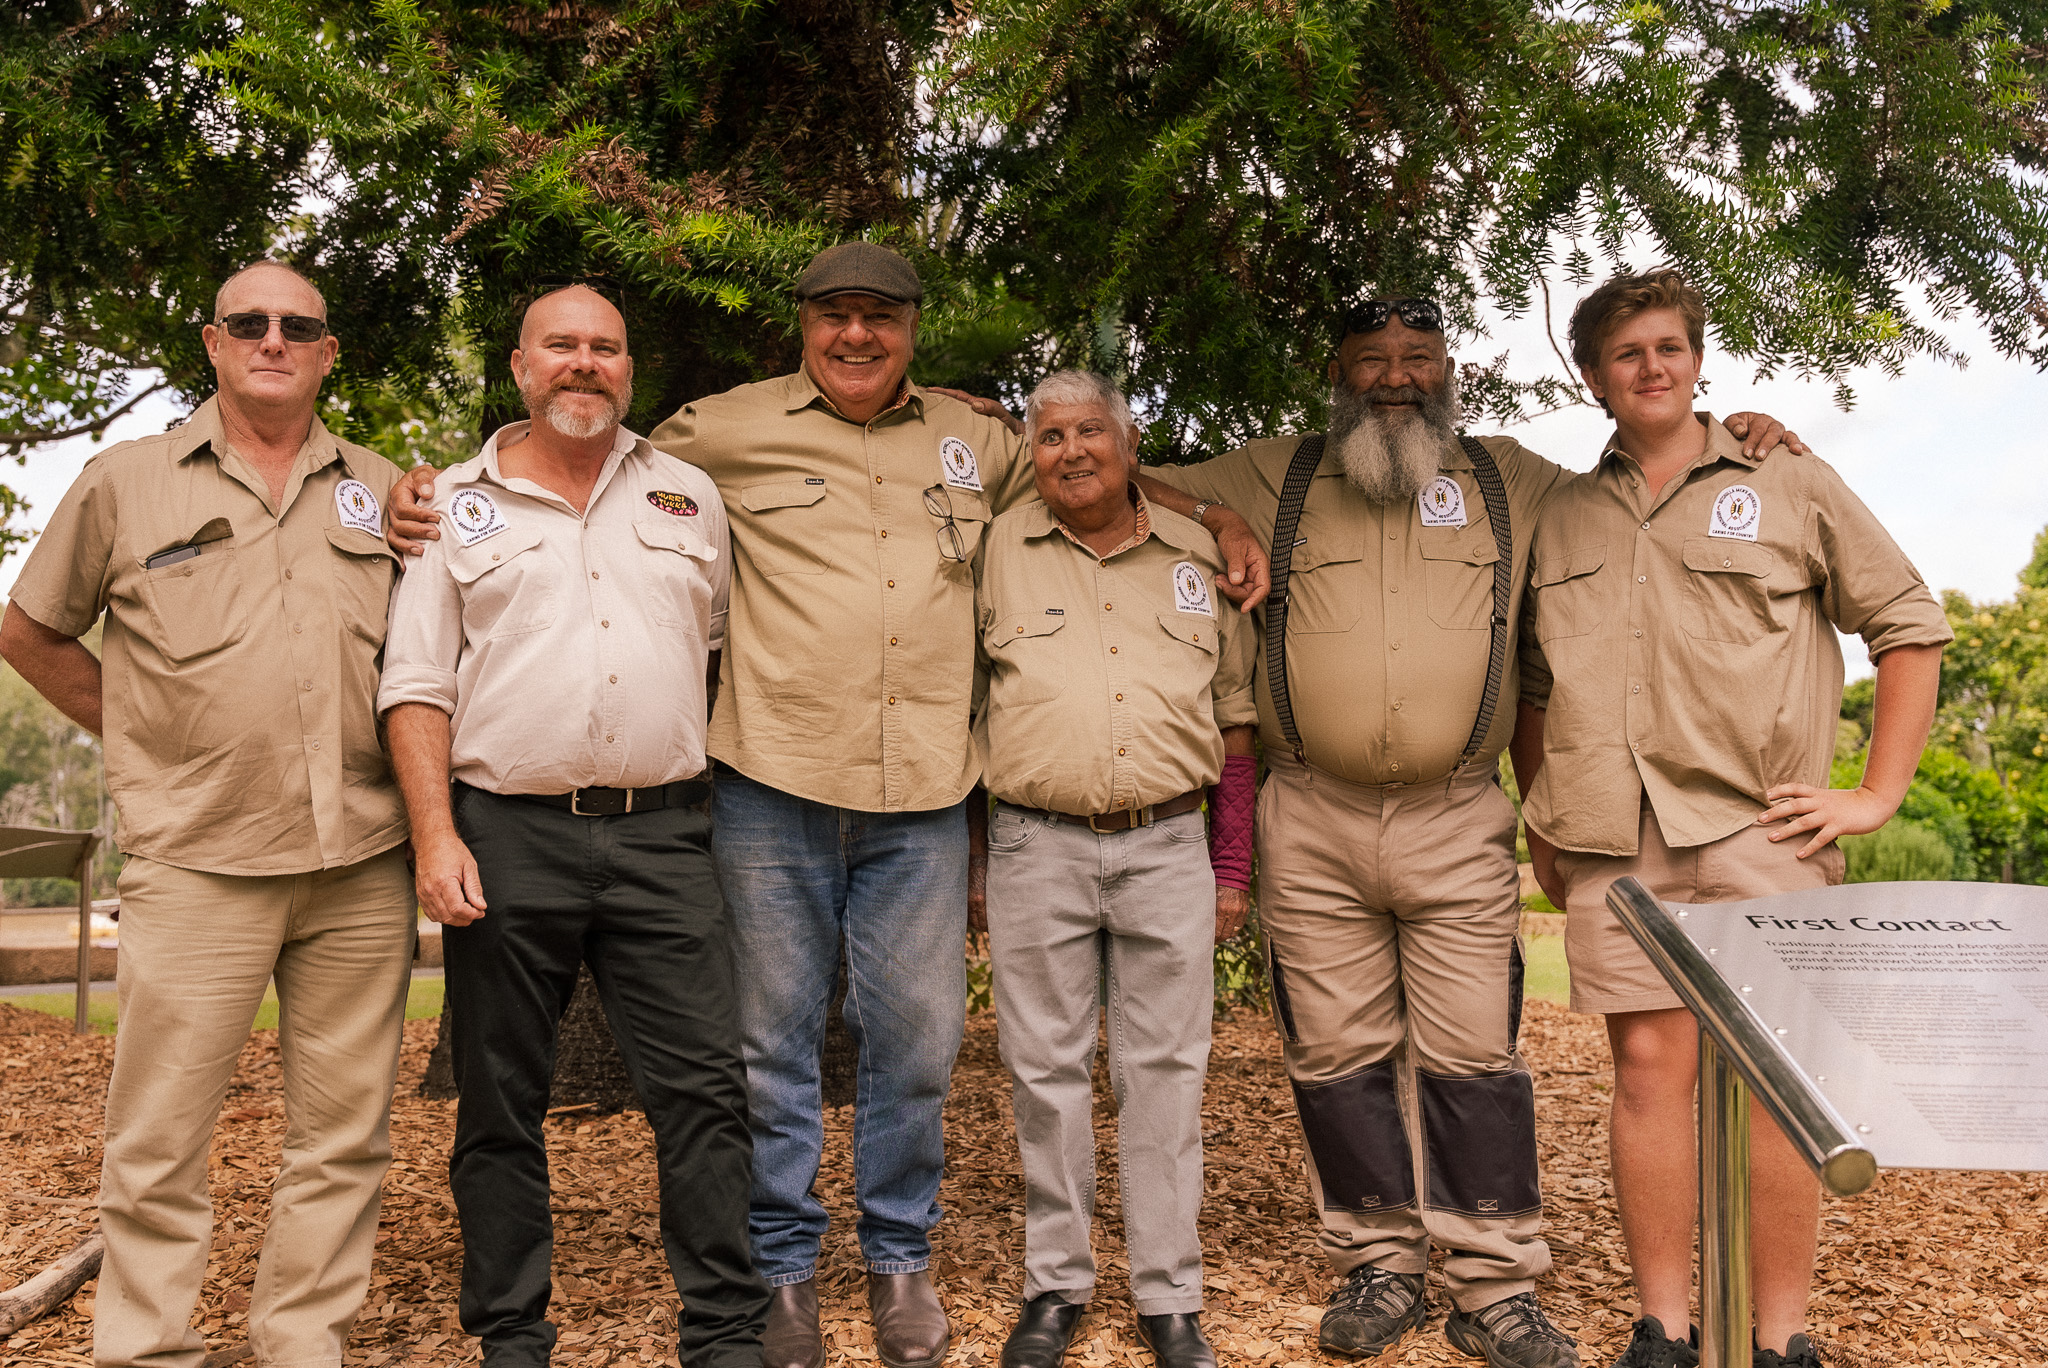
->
[1010,789,1205,834]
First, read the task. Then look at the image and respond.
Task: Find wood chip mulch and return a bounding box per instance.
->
[3,998,2043,1366]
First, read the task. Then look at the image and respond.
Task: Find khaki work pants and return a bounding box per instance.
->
[94,848,415,1368]
[1256,756,1549,1309]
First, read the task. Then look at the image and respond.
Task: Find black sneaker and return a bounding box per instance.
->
[1444,1292,1580,1368]
[1318,1265,1427,1358]
[1753,1334,1820,1368]
[1609,1317,1697,1368]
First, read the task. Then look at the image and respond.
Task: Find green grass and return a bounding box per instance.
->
[1522,931,1570,1005]
[9,977,445,1036]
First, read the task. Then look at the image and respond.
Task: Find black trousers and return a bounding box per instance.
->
[444,783,767,1368]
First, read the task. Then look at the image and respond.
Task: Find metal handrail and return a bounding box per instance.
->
[1606,876,1875,1196]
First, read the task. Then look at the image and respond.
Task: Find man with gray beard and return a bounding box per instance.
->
[1142,298,1799,1368]
[381,285,767,1368]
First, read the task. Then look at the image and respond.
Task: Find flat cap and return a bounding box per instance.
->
[794,242,922,305]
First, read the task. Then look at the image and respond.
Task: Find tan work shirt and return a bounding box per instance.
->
[8,398,406,876]
[378,424,729,795]
[649,370,1034,812]
[976,495,1256,814]
[1150,433,1570,786]
[1519,417,1952,854]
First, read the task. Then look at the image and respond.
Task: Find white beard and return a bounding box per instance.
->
[516,365,632,441]
[1326,370,1464,505]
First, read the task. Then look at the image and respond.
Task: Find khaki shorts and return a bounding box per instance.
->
[1555,801,1846,1015]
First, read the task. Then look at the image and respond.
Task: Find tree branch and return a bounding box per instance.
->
[0,382,172,449]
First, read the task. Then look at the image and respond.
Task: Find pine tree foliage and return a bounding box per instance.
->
[0,0,2042,482]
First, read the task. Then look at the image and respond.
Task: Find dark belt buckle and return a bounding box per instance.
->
[1089,808,1139,834]
[570,787,630,817]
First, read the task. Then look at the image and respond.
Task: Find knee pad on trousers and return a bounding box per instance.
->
[1292,1059,1414,1214]
[1417,1067,1541,1218]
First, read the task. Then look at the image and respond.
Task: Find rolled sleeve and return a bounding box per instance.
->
[1807,461,1955,658]
[1210,598,1258,729]
[377,536,465,716]
[11,462,114,637]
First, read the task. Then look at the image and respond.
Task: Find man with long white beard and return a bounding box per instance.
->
[1141,298,1801,1368]
[380,284,767,1368]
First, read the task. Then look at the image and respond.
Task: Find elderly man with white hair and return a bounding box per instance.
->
[970,370,1257,1368]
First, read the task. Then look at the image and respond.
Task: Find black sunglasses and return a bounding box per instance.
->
[1341,297,1444,338]
[216,313,330,343]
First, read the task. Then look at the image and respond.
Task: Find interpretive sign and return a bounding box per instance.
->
[1667,882,2048,1172]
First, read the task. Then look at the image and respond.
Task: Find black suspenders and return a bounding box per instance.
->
[1263,433,1513,775]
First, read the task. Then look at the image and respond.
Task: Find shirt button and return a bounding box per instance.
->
[1015,626,1024,634]
[1388,532,1397,541]
[1392,700,1402,710]
[1390,762,1399,771]
[607,734,615,743]
[300,680,312,691]
[292,623,302,634]
[1192,632,1200,642]
[591,571,600,580]
[284,568,293,580]
[880,529,889,539]
[1641,522,1650,531]
[890,637,899,645]
[1109,646,1118,654]
[491,553,500,562]
[888,696,897,705]
[1115,693,1124,701]
[1391,641,1401,650]
[1637,575,1647,583]
[601,619,610,628]
[875,476,883,484]
[1117,747,1127,756]
[1723,558,1733,568]
[887,579,896,588]
[1098,559,1107,568]
[1390,585,1398,593]
[1104,602,1113,611]
[1633,684,1642,694]
[609,674,618,684]
[1634,629,1643,638]
[310,740,321,751]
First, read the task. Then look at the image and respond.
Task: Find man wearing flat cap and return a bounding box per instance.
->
[390,242,1270,1368]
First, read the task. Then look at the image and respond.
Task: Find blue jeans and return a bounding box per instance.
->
[712,765,968,1285]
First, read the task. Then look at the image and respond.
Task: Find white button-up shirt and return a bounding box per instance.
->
[379,423,729,794]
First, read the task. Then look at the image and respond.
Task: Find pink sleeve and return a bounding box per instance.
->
[1207,753,1256,891]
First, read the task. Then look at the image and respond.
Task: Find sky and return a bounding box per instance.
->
[2,303,2042,679]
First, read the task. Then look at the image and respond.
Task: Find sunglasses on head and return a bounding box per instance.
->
[1342,297,1444,337]
[216,313,330,343]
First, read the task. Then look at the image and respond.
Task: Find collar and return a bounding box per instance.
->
[785,366,923,423]
[1599,413,1760,474]
[1026,486,1194,554]
[472,420,646,482]
[169,395,351,475]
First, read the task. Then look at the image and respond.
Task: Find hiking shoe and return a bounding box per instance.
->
[1608,1317,1697,1368]
[1445,1292,1580,1368]
[1753,1334,1820,1368]
[1318,1266,1426,1358]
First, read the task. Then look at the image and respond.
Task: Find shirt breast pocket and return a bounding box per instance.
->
[325,526,398,647]
[634,518,717,632]
[988,611,1068,703]
[739,482,829,576]
[1154,611,1219,713]
[449,527,556,640]
[1681,537,1777,645]
[1529,544,1605,643]
[1283,510,1365,633]
[140,543,249,664]
[928,488,991,578]
[1418,532,1500,630]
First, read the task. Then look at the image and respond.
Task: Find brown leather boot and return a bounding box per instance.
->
[869,1270,951,1368]
[763,1279,825,1368]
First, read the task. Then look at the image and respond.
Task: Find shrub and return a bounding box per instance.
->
[1841,820,1956,883]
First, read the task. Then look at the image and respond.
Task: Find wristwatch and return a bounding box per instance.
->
[1190,500,1222,526]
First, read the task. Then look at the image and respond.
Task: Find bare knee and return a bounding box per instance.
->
[1607,1009,1698,1107]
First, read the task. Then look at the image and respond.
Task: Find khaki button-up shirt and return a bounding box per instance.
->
[649,370,1034,812]
[8,397,406,876]
[378,424,729,795]
[1151,433,1570,786]
[975,495,1256,814]
[1519,417,1953,854]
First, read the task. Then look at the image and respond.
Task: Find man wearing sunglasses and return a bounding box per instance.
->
[1137,296,1806,1368]
[0,259,417,1368]
[385,244,1273,1368]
